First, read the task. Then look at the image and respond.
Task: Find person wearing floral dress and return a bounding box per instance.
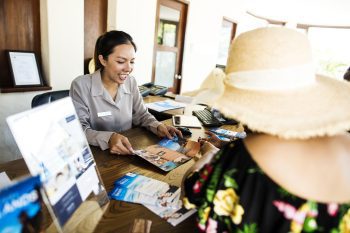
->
[183,27,350,233]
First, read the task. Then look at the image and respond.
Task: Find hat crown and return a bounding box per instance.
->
[226,27,313,74]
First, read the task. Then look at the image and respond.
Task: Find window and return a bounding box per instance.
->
[308,27,350,80]
[216,18,237,69]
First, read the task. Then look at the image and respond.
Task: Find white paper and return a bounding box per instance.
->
[145,100,186,112]
[9,52,41,85]
[0,172,12,189]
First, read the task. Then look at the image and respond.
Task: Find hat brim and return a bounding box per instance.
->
[199,75,350,139]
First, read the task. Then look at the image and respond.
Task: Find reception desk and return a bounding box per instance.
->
[0,116,243,232]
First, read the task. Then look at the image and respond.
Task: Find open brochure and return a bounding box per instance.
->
[134,137,200,172]
[109,173,180,208]
[0,175,44,233]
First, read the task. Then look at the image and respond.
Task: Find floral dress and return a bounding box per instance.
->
[183,140,350,233]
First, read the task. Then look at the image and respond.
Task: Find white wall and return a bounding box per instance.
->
[108,0,158,85]
[0,0,84,163]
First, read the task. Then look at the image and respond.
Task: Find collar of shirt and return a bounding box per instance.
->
[90,70,131,107]
[91,70,131,96]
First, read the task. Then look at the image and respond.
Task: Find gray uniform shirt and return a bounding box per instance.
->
[70,70,161,150]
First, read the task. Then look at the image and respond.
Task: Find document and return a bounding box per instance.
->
[109,173,181,208]
[145,100,186,112]
[134,136,200,172]
[209,128,247,140]
[144,205,197,227]
[0,175,44,233]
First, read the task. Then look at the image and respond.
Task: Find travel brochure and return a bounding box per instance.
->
[209,128,247,140]
[134,136,200,172]
[109,173,196,226]
[145,99,187,112]
[145,205,197,227]
[0,175,44,233]
[109,173,180,208]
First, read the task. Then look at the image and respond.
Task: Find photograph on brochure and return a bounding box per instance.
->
[134,137,200,172]
[0,175,44,233]
[110,173,181,208]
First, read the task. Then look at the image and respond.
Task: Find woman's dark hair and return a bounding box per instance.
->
[344,66,350,82]
[94,30,137,71]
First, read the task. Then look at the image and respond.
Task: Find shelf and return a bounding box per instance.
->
[0,86,52,93]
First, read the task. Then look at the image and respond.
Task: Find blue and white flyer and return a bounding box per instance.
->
[110,173,181,208]
[0,175,43,233]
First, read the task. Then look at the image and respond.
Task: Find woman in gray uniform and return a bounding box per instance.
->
[70,30,181,155]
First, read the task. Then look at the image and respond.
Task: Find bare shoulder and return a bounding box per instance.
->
[244,133,350,203]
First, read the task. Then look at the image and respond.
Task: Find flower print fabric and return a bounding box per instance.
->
[183,140,350,233]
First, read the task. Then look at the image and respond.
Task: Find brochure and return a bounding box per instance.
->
[109,186,180,208]
[134,137,200,172]
[110,173,181,208]
[145,100,186,112]
[209,128,247,140]
[114,172,177,200]
[0,175,44,233]
[144,204,197,226]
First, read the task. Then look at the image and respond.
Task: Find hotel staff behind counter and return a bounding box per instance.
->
[70,30,182,156]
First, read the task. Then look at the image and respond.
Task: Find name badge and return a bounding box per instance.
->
[97,111,112,117]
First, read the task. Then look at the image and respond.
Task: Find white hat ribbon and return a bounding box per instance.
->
[226,63,316,91]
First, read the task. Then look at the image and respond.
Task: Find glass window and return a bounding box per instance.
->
[216,18,237,68]
[308,27,350,80]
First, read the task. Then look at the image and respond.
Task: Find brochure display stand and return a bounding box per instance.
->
[7,97,109,232]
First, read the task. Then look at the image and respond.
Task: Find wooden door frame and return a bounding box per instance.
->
[152,0,188,94]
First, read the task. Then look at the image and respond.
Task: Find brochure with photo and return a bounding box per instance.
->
[110,173,181,208]
[0,175,44,233]
[209,128,247,140]
[134,137,200,172]
[145,204,197,227]
[113,173,179,201]
[109,186,180,208]
[6,97,108,231]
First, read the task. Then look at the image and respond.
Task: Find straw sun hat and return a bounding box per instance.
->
[187,27,350,139]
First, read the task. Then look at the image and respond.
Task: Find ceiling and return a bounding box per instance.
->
[246,0,350,28]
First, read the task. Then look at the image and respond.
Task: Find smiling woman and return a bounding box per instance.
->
[70,30,182,155]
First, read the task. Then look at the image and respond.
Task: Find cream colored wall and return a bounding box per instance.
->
[0,0,262,163]
[0,0,84,163]
[108,0,158,85]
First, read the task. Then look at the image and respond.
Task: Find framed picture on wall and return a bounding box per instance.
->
[7,50,43,87]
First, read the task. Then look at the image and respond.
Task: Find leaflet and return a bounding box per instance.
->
[114,172,174,198]
[110,173,181,208]
[145,100,186,112]
[109,186,180,208]
[144,204,197,226]
[134,137,200,172]
[0,175,44,233]
[209,128,247,140]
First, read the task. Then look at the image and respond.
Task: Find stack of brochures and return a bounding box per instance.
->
[134,136,200,172]
[109,172,181,208]
[145,100,186,112]
[109,173,196,226]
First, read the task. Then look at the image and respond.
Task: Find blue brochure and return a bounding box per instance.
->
[0,175,43,233]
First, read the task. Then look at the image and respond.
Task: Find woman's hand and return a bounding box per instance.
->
[108,133,134,155]
[156,124,183,139]
[198,131,227,149]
